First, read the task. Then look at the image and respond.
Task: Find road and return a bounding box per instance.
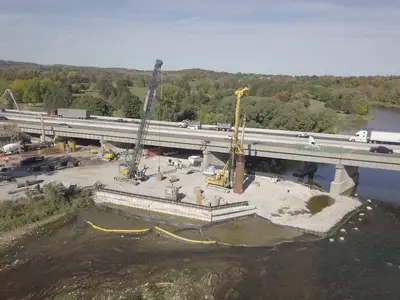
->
[11,118,400,155]
[0,110,351,141]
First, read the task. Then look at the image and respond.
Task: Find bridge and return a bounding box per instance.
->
[2,110,400,195]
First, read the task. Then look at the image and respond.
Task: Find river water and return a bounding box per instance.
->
[0,108,400,300]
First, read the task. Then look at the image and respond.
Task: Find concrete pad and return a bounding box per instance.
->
[0,155,362,236]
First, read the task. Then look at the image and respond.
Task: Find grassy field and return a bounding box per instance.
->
[129,87,148,100]
[308,99,325,112]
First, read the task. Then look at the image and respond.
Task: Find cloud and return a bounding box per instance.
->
[0,0,399,75]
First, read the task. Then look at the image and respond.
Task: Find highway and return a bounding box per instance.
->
[1,109,351,141]
[9,117,400,153]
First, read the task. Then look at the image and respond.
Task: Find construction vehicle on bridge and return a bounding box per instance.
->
[117,59,163,184]
[206,87,249,190]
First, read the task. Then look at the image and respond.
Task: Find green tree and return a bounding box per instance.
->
[73,95,112,116]
[123,94,142,118]
[154,84,185,121]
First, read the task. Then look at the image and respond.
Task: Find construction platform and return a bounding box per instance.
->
[0,154,362,236]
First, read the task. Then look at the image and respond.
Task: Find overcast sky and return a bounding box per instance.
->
[0,0,399,75]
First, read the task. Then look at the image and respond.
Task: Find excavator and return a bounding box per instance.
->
[206,87,249,188]
[117,59,163,183]
[99,141,116,161]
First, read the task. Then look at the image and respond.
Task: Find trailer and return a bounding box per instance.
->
[47,108,90,119]
[349,130,400,144]
[214,123,232,131]
[179,120,202,129]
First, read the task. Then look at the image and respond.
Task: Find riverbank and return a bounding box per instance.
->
[0,213,67,251]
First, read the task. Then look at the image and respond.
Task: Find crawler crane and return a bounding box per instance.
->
[116,59,163,184]
[206,87,249,190]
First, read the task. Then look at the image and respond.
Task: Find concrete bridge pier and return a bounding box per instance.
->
[330,165,359,195]
[201,150,227,170]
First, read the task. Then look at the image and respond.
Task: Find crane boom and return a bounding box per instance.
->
[233,87,249,154]
[1,89,20,111]
[120,59,163,180]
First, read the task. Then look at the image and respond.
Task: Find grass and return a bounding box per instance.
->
[306,195,335,215]
[308,99,325,112]
[129,86,148,100]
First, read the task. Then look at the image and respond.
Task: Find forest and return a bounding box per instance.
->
[1,60,400,133]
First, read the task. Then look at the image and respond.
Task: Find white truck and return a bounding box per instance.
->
[215,123,232,132]
[57,108,90,119]
[1,142,23,154]
[349,130,400,144]
[179,120,202,130]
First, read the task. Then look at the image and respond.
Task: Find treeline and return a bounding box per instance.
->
[1,61,400,133]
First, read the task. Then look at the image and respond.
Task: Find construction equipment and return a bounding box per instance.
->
[100,141,116,161]
[118,59,163,183]
[206,87,249,190]
[0,89,20,111]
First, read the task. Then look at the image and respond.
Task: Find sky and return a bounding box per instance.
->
[0,0,399,76]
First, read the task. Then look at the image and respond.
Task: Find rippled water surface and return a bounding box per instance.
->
[0,201,399,300]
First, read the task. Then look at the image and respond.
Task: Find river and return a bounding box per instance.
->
[0,108,400,300]
[300,107,400,205]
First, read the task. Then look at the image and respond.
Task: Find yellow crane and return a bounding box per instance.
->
[206,87,249,188]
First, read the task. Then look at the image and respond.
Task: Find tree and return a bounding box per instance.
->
[72,95,112,116]
[154,84,185,121]
[123,94,142,118]
[42,85,64,110]
[98,78,116,99]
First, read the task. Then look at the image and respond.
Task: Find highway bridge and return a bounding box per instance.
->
[2,110,400,195]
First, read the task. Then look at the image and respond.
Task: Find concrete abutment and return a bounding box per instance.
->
[329,164,359,195]
[202,150,227,169]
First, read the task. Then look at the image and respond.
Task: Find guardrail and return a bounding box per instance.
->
[97,187,250,211]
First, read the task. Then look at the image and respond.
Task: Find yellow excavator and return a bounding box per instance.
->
[206,87,249,188]
[100,142,116,161]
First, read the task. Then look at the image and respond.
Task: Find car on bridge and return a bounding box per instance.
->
[114,119,128,123]
[0,115,8,120]
[369,146,393,154]
[296,133,310,138]
[58,123,71,128]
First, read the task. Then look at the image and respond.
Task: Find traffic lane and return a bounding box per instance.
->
[15,119,400,153]
[346,149,400,157]
[3,113,350,141]
[17,120,348,147]
[18,122,400,159]
[14,120,396,150]
[11,117,353,145]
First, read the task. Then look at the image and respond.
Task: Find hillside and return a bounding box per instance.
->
[1,59,400,133]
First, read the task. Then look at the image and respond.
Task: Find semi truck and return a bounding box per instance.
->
[45,108,90,119]
[349,130,400,144]
[179,120,202,129]
[214,123,232,131]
